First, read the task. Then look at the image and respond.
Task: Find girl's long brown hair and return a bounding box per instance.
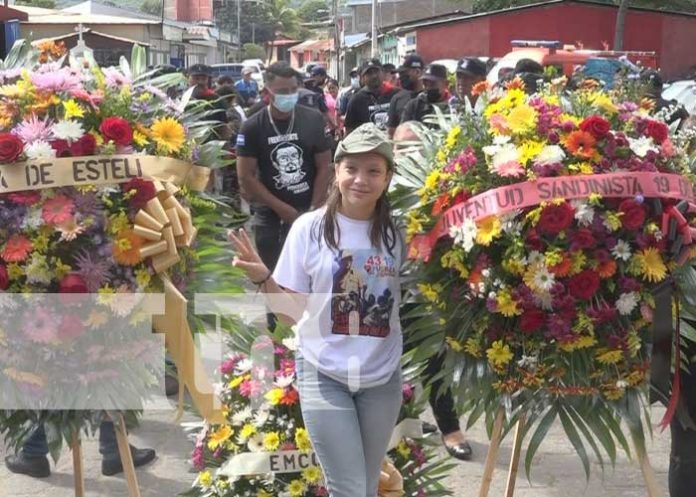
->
[312,162,398,256]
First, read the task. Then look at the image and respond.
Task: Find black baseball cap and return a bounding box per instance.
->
[188,64,212,77]
[383,63,397,74]
[421,64,448,82]
[360,58,382,75]
[398,54,425,72]
[456,58,487,77]
[311,65,327,77]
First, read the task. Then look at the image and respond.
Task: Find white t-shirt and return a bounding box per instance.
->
[273,208,403,387]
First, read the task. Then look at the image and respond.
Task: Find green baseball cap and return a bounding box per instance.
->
[334,123,394,169]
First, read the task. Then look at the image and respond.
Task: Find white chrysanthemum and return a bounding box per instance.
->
[492,143,520,169]
[482,144,500,156]
[230,406,253,426]
[517,355,538,368]
[274,375,295,388]
[628,136,657,158]
[493,134,511,145]
[534,145,566,166]
[449,218,477,252]
[611,240,632,261]
[25,254,52,285]
[234,358,253,374]
[52,120,84,141]
[616,292,638,316]
[572,200,595,227]
[253,407,271,427]
[21,206,43,230]
[526,250,544,267]
[532,265,556,292]
[25,140,56,160]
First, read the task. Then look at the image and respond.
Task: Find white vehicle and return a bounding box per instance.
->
[663,80,696,115]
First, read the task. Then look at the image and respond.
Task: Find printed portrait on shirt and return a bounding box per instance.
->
[271,142,306,191]
[331,249,396,338]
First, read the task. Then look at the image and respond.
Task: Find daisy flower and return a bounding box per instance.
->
[1,234,33,262]
[532,265,556,292]
[572,200,595,226]
[42,194,74,225]
[57,217,85,241]
[23,307,58,343]
[151,117,186,154]
[611,240,632,261]
[616,292,638,315]
[450,218,477,252]
[247,433,264,452]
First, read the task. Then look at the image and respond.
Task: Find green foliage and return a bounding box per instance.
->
[140,0,162,16]
[242,42,266,60]
[298,0,331,23]
[214,0,301,45]
[15,0,56,8]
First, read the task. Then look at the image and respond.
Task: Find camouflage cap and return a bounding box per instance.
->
[334,123,394,169]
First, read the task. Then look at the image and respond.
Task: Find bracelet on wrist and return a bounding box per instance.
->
[252,271,272,287]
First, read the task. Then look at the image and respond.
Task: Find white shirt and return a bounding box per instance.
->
[273,208,403,387]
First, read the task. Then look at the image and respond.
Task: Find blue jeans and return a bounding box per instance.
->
[23,421,118,459]
[296,355,402,497]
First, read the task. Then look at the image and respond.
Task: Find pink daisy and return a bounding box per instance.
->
[23,307,58,344]
[12,115,53,144]
[42,195,74,225]
[2,234,33,262]
[493,160,525,177]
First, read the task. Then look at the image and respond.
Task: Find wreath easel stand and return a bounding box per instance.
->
[477,408,664,497]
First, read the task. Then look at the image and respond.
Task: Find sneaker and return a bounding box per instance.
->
[422,421,438,434]
[102,445,156,476]
[5,452,51,478]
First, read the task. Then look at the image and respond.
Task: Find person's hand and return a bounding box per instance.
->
[277,204,299,224]
[228,228,271,284]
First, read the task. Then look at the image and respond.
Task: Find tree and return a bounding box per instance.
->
[298,0,330,24]
[214,0,301,46]
[14,0,56,8]
[140,0,162,16]
[242,42,266,60]
[613,0,629,50]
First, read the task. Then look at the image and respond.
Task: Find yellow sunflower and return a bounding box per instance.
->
[150,117,185,153]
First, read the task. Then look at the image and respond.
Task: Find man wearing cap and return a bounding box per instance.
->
[400,63,450,124]
[344,58,399,134]
[338,67,361,117]
[235,67,259,107]
[386,54,425,137]
[382,63,399,87]
[299,65,330,116]
[453,57,487,110]
[187,64,229,141]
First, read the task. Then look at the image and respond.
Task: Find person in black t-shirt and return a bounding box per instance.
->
[401,64,451,124]
[236,61,333,271]
[451,57,487,111]
[387,53,425,137]
[344,58,399,134]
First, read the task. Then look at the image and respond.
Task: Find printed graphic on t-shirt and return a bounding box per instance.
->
[269,141,310,194]
[369,103,390,130]
[331,249,396,338]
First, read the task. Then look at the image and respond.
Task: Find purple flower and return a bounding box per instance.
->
[402,383,415,402]
[191,445,205,471]
[74,249,112,292]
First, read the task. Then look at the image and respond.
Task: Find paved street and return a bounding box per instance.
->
[0,403,671,497]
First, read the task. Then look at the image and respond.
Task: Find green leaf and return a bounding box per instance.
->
[130,44,146,80]
[524,404,557,479]
[559,405,590,480]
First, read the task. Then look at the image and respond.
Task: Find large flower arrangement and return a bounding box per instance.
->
[0,40,241,459]
[396,77,696,474]
[184,334,453,497]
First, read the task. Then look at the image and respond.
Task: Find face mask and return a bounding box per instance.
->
[399,74,415,91]
[426,88,442,103]
[351,77,360,89]
[272,92,298,113]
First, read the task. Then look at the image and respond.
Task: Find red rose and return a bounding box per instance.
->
[645,120,669,144]
[618,199,646,231]
[538,202,575,234]
[70,133,96,156]
[121,178,156,209]
[519,308,546,333]
[0,133,24,163]
[100,116,133,146]
[0,263,8,290]
[51,139,72,157]
[569,228,596,250]
[568,270,600,300]
[579,115,611,140]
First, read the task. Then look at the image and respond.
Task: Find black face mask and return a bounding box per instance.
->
[399,74,415,91]
[425,88,441,103]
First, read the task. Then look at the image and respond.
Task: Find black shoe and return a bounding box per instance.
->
[102,445,156,476]
[5,452,51,478]
[443,436,473,461]
[422,421,438,434]
[165,373,179,397]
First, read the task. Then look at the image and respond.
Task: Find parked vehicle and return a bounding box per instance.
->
[664,80,696,115]
[487,40,657,84]
[211,63,264,89]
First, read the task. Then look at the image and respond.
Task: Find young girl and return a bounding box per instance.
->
[229,123,403,497]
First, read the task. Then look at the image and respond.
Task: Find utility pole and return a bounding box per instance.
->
[237,0,242,59]
[371,0,378,58]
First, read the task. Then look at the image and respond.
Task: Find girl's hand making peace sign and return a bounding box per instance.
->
[228,229,271,284]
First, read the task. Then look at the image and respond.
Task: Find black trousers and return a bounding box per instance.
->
[670,351,696,497]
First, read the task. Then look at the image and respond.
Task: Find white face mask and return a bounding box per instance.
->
[350,77,360,89]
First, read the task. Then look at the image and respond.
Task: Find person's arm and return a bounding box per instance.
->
[237,155,299,222]
[401,99,417,123]
[343,92,364,135]
[311,149,332,209]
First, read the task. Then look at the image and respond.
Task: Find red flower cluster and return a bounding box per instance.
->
[0,133,24,163]
[100,116,133,146]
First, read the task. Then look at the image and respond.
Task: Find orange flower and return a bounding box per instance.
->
[2,234,33,263]
[597,260,617,279]
[505,77,526,91]
[468,268,483,287]
[432,193,451,216]
[112,230,143,266]
[280,387,299,405]
[472,81,490,96]
[549,255,572,277]
[640,98,656,112]
[564,130,597,159]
